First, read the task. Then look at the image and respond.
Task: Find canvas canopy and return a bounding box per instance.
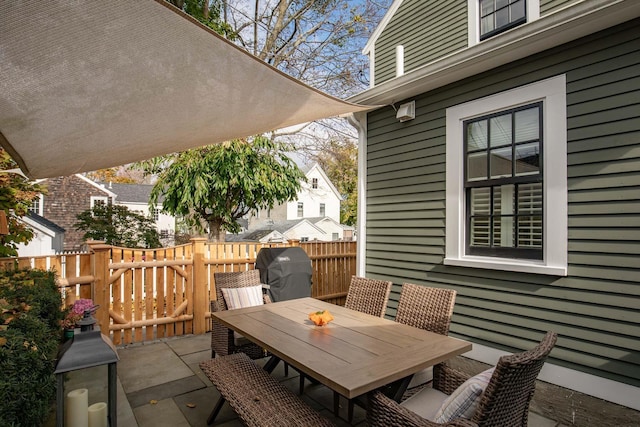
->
[0,0,373,179]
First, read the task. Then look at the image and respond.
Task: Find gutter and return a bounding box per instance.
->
[348,0,640,106]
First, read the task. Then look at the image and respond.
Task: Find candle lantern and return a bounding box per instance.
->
[55,306,119,427]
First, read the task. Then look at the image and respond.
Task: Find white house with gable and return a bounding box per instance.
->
[246,163,353,241]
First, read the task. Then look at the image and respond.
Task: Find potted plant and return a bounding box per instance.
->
[61,298,93,341]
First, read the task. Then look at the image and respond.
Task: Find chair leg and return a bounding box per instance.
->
[333,391,340,417]
[284,362,289,376]
[207,396,226,425]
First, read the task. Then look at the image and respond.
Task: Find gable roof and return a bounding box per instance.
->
[107,183,164,204]
[362,0,404,55]
[25,212,65,234]
[350,0,640,106]
[304,163,342,200]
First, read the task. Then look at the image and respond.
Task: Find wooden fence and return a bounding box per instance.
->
[0,239,356,346]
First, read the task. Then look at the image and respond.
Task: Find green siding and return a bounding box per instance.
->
[374,0,467,85]
[540,0,581,16]
[365,19,640,387]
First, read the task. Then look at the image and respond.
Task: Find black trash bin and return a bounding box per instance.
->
[256,247,312,302]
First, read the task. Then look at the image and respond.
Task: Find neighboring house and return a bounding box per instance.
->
[15,212,65,256]
[31,174,116,252]
[349,0,639,415]
[247,163,354,241]
[107,182,176,246]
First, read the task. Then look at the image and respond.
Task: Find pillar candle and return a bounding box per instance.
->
[88,402,108,427]
[65,388,88,427]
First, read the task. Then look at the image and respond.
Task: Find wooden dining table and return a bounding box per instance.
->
[212,297,472,409]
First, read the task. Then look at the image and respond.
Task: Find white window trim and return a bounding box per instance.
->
[31,194,44,216]
[468,0,540,46]
[445,74,567,276]
[90,196,108,208]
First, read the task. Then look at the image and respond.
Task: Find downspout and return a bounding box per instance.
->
[347,112,368,276]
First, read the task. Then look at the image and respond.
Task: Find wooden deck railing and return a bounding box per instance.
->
[0,239,356,345]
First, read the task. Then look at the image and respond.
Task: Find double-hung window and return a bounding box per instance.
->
[468,0,539,45]
[445,75,567,276]
[480,0,526,40]
[465,103,543,259]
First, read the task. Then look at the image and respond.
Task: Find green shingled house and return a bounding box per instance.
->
[348,0,639,420]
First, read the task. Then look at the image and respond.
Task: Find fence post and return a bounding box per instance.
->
[87,241,112,335]
[191,238,208,335]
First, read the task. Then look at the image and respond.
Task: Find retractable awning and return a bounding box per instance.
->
[0,0,373,179]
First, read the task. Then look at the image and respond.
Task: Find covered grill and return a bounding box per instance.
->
[256,247,312,302]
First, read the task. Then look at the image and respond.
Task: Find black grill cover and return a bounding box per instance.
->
[256,247,312,302]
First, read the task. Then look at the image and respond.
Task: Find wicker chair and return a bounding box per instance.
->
[344,276,393,317]
[210,270,269,359]
[395,283,457,335]
[329,276,392,418]
[367,331,558,427]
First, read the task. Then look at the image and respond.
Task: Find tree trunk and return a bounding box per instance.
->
[208,219,226,242]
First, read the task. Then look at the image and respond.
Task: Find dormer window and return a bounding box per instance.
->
[312,178,318,189]
[479,0,526,40]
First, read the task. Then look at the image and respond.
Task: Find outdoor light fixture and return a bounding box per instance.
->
[55,306,119,427]
[396,100,415,122]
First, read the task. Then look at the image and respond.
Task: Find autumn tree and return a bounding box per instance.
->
[0,149,46,256]
[75,204,161,248]
[137,137,305,242]
[315,138,358,225]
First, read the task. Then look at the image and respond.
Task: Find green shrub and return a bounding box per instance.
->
[0,268,62,426]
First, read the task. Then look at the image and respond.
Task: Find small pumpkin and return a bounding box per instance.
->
[308,310,334,326]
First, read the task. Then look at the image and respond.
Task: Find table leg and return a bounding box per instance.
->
[263,355,281,373]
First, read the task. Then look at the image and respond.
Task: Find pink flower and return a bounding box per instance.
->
[71,299,94,315]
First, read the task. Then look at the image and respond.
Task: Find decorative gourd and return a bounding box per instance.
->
[308,310,334,326]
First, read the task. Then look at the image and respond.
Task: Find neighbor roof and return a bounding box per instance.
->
[0,0,374,179]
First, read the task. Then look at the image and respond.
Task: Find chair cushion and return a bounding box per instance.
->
[434,367,494,422]
[400,386,448,420]
[221,285,264,310]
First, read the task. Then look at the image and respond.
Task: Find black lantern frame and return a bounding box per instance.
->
[55,307,119,427]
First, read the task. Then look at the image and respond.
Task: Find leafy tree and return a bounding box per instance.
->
[0,149,46,256]
[85,167,137,184]
[166,0,236,39]
[137,137,305,242]
[75,203,161,248]
[315,138,358,225]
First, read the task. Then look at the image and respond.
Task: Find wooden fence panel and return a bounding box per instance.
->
[0,240,356,344]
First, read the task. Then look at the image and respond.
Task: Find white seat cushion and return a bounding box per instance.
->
[400,387,448,421]
[408,366,434,388]
[221,285,264,310]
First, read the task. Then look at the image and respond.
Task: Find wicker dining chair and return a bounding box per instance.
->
[395,283,457,391]
[210,270,269,359]
[395,283,457,335]
[328,276,392,417]
[344,276,393,317]
[367,331,558,427]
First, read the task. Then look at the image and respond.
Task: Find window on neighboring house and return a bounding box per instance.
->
[319,203,325,217]
[480,0,526,40]
[464,102,543,259]
[332,233,339,241]
[445,75,567,276]
[90,196,108,208]
[28,194,43,216]
[160,229,169,238]
[297,202,304,218]
[300,237,309,242]
[151,207,159,221]
[312,178,318,189]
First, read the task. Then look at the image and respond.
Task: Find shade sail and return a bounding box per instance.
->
[0,0,373,179]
